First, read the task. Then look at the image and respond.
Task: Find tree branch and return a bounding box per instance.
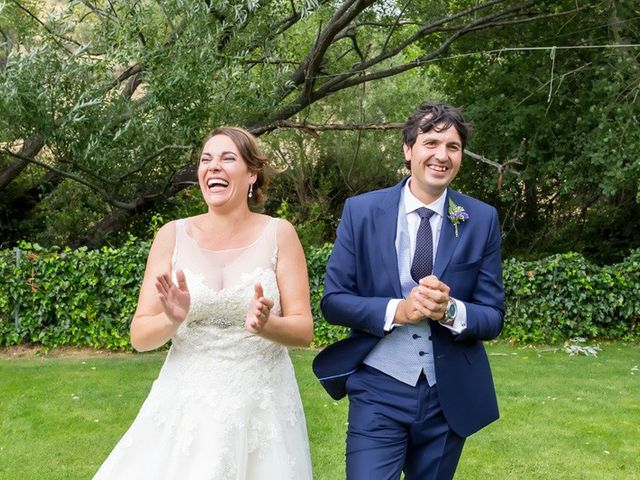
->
[439,4,588,34]
[464,150,522,175]
[254,121,522,175]
[1,148,139,210]
[316,0,539,96]
[259,0,543,128]
[250,120,405,135]
[79,1,119,23]
[0,137,45,191]
[278,0,375,103]
[10,0,78,54]
[105,16,189,94]
[108,63,143,90]
[381,0,412,53]
[114,145,193,182]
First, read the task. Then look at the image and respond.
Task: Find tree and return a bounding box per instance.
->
[0,0,589,247]
[441,0,640,261]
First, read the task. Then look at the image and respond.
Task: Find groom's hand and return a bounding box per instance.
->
[394,275,450,324]
[419,275,450,321]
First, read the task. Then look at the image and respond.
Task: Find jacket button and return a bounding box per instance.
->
[419,351,426,356]
[412,334,421,339]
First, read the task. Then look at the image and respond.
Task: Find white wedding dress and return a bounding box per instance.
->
[94,217,313,479]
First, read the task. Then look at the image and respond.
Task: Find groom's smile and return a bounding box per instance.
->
[404,124,462,204]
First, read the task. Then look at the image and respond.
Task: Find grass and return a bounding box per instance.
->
[0,342,638,479]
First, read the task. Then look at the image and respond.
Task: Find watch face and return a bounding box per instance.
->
[447,301,457,319]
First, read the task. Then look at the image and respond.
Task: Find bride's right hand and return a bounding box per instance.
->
[155,270,190,324]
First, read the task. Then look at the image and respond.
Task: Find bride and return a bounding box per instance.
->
[94,127,314,479]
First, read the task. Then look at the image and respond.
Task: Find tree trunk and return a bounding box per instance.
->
[6,170,63,221]
[0,136,45,191]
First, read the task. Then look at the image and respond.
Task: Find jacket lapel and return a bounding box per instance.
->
[375,178,406,298]
[434,189,462,278]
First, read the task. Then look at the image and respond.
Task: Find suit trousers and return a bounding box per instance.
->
[345,365,465,480]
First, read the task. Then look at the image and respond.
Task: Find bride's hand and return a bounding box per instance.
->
[155,270,190,325]
[245,283,274,334]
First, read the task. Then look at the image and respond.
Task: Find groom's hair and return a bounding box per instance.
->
[402,102,472,168]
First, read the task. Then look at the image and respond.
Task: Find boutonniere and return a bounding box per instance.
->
[448,198,469,238]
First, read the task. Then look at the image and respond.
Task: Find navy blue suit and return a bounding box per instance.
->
[314,178,504,454]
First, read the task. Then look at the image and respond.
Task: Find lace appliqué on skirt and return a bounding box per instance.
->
[94,239,312,479]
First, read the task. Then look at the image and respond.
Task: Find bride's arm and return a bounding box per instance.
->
[252,220,313,347]
[130,221,188,352]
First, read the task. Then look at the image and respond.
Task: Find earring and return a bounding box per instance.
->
[248,183,254,198]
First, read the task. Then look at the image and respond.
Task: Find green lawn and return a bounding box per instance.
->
[1,342,638,479]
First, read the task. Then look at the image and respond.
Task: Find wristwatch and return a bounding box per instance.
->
[442,298,457,326]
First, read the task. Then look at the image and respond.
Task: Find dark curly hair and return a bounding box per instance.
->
[402,102,472,170]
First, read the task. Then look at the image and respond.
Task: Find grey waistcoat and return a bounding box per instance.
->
[363,194,437,387]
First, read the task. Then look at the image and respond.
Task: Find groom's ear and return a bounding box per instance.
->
[403,143,412,162]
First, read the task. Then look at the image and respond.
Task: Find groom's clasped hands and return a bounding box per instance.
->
[395,274,450,324]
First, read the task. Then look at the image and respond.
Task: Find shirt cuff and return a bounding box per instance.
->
[384,299,403,331]
[440,299,467,334]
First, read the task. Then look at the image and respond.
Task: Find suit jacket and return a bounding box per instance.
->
[313,177,504,437]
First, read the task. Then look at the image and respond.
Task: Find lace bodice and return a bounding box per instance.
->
[170,217,283,355]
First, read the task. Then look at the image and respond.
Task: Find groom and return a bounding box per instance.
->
[313,102,504,479]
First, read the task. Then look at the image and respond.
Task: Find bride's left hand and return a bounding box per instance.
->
[245,283,274,334]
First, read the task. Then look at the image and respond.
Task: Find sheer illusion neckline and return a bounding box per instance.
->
[182,217,274,253]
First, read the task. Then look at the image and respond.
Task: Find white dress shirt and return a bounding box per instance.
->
[383,180,467,333]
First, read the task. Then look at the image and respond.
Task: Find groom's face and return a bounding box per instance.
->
[403,123,462,204]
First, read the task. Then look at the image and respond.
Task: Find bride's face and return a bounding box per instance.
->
[198,134,257,210]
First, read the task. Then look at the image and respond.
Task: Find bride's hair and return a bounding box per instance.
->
[200,126,271,205]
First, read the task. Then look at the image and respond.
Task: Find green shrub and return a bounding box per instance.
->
[503,250,640,343]
[1,241,638,350]
[0,239,149,350]
[305,243,348,347]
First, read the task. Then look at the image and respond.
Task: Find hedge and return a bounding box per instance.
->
[1,241,638,350]
[0,240,148,350]
[502,250,640,343]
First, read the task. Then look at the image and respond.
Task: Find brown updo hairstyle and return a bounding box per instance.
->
[200,126,270,205]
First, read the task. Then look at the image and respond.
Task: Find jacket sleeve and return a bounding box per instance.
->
[320,199,391,338]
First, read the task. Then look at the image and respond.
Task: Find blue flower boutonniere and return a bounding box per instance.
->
[448,198,469,238]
